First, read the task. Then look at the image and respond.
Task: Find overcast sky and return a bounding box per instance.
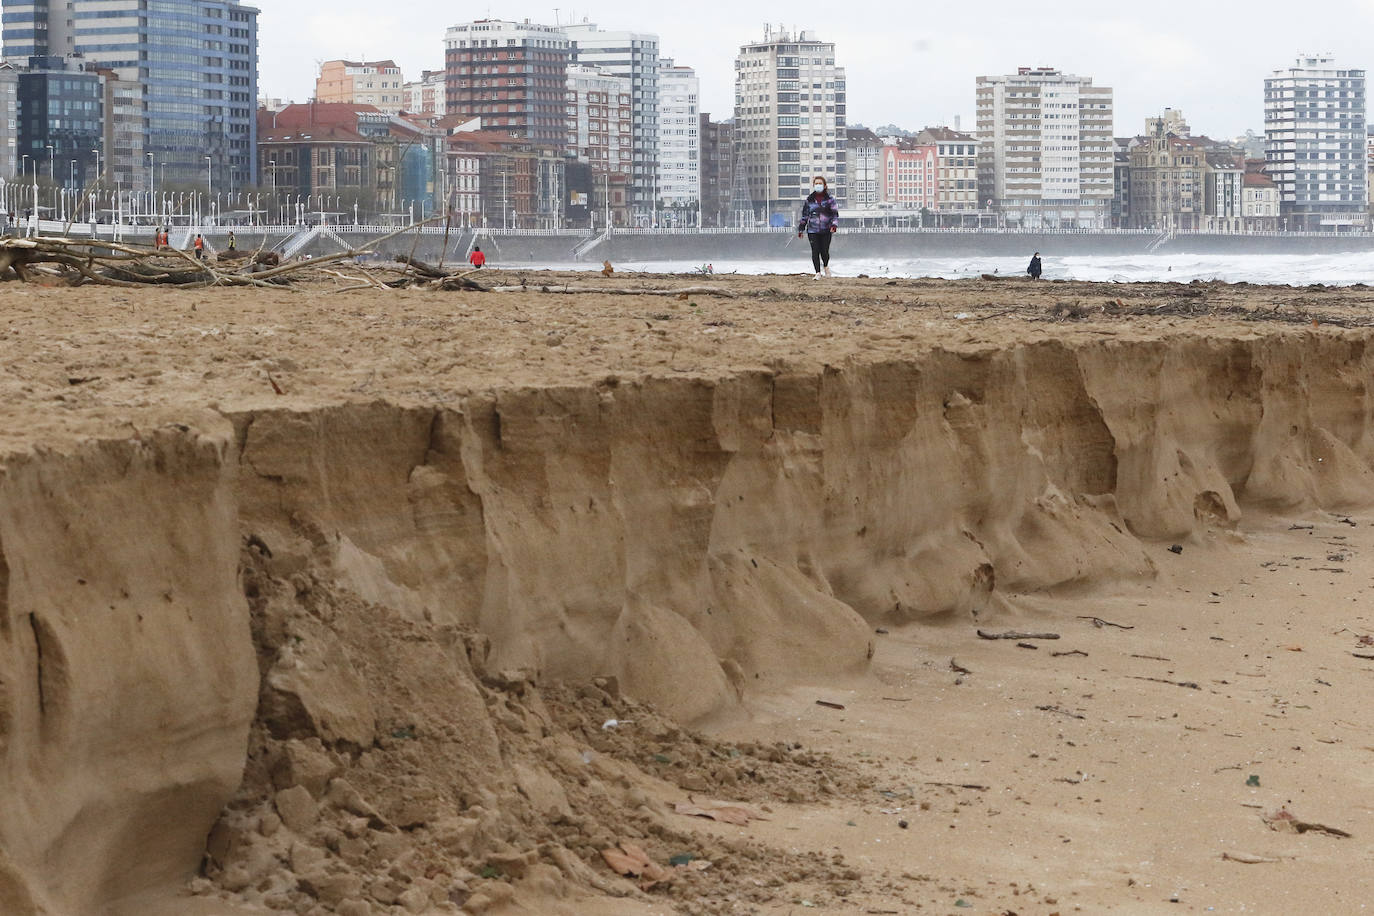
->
[259,0,1374,139]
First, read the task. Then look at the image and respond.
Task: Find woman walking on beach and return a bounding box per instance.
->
[1027,251,1043,280]
[798,176,838,279]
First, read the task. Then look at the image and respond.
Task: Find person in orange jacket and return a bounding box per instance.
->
[193,234,205,260]
[468,246,486,269]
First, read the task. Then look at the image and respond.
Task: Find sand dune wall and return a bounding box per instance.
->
[0,423,256,914]
[3,329,1374,912]
[230,331,1374,720]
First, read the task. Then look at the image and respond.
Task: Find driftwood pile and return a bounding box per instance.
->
[0,236,351,289]
[0,229,737,301]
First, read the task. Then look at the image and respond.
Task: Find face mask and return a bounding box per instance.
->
[813,184,824,193]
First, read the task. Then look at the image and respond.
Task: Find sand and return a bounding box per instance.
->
[1,270,1374,914]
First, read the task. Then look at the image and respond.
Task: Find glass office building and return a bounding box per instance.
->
[3,0,259,192]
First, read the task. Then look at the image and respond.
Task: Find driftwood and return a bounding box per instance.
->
[976,629,1060,640]
[488,283,737,299]
[0,221,435,290]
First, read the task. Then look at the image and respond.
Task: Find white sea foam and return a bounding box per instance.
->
[575,252,1374,287]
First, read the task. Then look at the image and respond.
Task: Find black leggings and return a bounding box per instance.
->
[808,232,832,271]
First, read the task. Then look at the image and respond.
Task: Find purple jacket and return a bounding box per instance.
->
[798,193,838,234]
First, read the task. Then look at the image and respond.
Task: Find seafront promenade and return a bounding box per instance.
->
[15,220,1374,264]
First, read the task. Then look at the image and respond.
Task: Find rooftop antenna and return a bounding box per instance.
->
[553,8,560,25]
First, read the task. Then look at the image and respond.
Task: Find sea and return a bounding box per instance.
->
[555,252,1374,287]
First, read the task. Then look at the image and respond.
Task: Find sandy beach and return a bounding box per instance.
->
[2,269,1374,915]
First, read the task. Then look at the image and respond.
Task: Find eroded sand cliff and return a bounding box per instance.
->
[1,273,1373,913]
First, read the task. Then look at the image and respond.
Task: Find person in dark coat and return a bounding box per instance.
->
[1027,252,1043,280]
[797,176,839,279]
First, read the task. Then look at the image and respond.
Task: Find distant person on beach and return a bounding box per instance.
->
[1027,252,1043,280]
[227,231,237,252]
[193,234,205,260]
[798,175,839,279]
[468,246,486,269]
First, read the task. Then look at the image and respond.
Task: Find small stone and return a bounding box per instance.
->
[299,870,363,906]
[290,842,327,874]
[898,819,909,829]
[326,778,382,821]
[275,785,318,833]
[259,811,283,837]
[337,900,372,916]
[398,886,429,913]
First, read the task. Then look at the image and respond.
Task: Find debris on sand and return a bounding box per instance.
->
[1262,808,1352,838]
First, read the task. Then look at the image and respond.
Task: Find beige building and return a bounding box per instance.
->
[734,26,847,219]
[917,126,979,212]
[1243,161,1280,230]
[315,60,405,114]
[976,67,1114,229]
[1129,128,1205,230]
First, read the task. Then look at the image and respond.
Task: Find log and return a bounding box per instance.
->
[488,283,737,299]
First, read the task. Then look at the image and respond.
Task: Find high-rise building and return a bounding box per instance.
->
[17,56,101,192]
[3,0,259,193]
[563,22,660,221]
[565,63,632,225]
[656,59,699,215]
[1264,55,1368,231]
[699,114,734,227]
[444,20,571,150]
[734,26,847,221]
[976,67,1114,229]
[0,62,16,179]
[316,60,406,114]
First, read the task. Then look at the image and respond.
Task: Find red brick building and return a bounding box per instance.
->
[443,20,571,151]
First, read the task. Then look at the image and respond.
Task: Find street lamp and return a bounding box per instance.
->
[268,159,276,224]
[146,152,155,223]
[204,155,212,224]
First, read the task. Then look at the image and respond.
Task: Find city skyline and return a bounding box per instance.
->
[258,0,1374,138]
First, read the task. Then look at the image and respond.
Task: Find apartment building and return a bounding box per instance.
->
[95,67,144,191]
[566,64,632,225]
[734,26,847,220]
[976,67,1114,228]
[403,71,447,119]
[3,0,259,190]
[916,127,979,212]
[700,114,734,226]
[316,60,406,114]
[1129,126,1206,230]
[16,56,102,190]
[879,139,938,209]
[844,127,881,210]
[1243,159,1280,230]
[444,20,571,150]
[445,129,566,229]
[564,23,660,221]
[657,59,700,212]
[0,63,15,179]
[1264,54,1368,231]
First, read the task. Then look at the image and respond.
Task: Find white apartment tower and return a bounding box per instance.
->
[657,59,700,214]
[563,22,660,222]
[566,64,632,181]
[1264,55,1368,231]
[976,67,1114,229]
[734,25,847,220]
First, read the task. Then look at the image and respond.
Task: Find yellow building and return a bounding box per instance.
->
[315,60,405,114]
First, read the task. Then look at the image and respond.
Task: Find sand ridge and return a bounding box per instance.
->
[3,274,1374,914]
